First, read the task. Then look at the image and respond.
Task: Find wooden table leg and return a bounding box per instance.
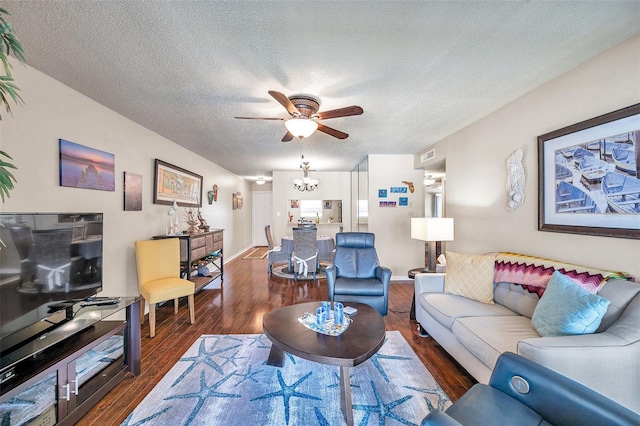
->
[267,344,284,367]
[340,365,353,426]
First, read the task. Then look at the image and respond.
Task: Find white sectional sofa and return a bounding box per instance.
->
[414,252,640,413]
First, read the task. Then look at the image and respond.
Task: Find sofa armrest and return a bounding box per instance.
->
[489,352,640,425]
[415,272,445,295]
[421,409,463,426]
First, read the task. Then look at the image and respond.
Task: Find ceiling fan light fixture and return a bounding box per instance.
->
[256,177,266,185]
[285,118,318,138]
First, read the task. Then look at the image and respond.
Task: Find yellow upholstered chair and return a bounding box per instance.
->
[135,238,195,338]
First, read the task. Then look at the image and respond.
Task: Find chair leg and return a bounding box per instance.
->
[139,296,146,326]
[174,298,179,315]
[188,294,195,324]
[149,303,156,338]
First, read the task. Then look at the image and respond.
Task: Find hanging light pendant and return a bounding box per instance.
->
[292,160,319,191]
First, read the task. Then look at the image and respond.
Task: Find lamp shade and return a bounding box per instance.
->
[284,118,318,138]
[411,217,454,242]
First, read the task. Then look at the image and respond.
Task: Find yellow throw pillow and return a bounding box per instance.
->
[444,251,496,304]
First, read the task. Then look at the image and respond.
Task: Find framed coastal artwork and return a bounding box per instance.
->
[232,192,243,210]
[123,171,142,211]
[538,103,640,239]
[153,159,203,207]
[59,139,115,191]
[390,186,407,193]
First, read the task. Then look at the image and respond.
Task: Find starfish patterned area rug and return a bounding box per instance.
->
[122,331,451,426]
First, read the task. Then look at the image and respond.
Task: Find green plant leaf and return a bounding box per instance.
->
[0,161,17,170]
[0,6,22,201]
[0,6,25,121]
[0,148,17,202]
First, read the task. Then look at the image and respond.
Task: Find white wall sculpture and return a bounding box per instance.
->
[506,148,525,212]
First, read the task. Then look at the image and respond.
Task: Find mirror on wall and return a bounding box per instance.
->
[287,200,342,224]
[351,157,368,231]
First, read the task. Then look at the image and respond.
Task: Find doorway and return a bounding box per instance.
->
[252,191,272,246]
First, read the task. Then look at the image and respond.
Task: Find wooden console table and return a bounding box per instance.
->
[153,229,224,292]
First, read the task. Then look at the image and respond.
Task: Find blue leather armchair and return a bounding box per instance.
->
[325,232,391,316]
[422,352,640,426]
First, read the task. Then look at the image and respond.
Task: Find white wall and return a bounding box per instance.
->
[431,35,640,279]
[271,170,351,242]
[0,62,254,299]
[367,155,425,277]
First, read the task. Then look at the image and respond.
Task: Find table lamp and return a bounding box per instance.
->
[411,217,454,271]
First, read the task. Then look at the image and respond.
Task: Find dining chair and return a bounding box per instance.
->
[292,227,318,280]
[135,238,195,338]
[32,228,82,293]
[317,234,336,266]
[265,225,290,274]
[9,224,37,289]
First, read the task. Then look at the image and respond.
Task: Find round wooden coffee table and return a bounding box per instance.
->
[263,301,385,426]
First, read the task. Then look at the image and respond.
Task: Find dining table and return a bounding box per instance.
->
[280,235,335,272]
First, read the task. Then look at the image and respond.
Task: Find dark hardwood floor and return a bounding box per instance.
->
[78,249,475,425]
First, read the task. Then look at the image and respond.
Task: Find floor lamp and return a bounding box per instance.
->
[411,217,454,272]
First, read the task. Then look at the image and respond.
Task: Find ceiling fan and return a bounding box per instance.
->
[235,91,363,142]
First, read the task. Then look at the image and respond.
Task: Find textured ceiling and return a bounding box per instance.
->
[5,1,640,180]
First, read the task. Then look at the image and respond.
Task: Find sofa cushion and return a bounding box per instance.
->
[444,251,495,304]
[452,316,540,369]
[531,271,610,337]
[333,277,384,296]
[494,282,540,319]
[421,293,519,330]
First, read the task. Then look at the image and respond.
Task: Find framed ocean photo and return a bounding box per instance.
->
[59,139,115,191]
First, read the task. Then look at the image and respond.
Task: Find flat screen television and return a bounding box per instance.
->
[0,213,103,356]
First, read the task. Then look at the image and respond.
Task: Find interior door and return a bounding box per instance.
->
[252,191,272,246]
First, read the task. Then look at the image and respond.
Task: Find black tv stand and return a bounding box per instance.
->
[0,297,141,425]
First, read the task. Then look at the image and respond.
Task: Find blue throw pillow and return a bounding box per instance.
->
[531,271,610,337]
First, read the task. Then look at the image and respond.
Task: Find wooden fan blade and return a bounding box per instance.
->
[317,123,348,140]
[281,132,294,142]
[315,105,363,120]
[234,117,284,120]
[268,91,299,116]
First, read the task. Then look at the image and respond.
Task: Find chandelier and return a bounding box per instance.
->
[292,161,319,192]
